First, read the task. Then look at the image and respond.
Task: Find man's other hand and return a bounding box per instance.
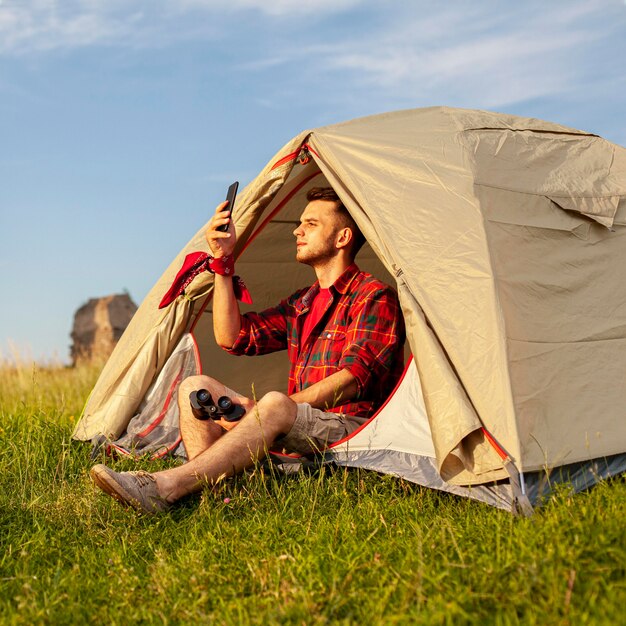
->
[206,201,236,258]
[216,397,256,431]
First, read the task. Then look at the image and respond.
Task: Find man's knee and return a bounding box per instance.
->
[254,391,297,431]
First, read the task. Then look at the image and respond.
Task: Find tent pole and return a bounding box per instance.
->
[504,460,534,517]
[519,471,527,496]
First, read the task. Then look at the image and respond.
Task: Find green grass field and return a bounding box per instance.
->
[0,364,624,625]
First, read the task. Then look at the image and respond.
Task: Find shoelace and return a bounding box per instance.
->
[132,471,157,487]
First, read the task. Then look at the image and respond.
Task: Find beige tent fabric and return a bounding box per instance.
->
[465,126,626,471]
[478,189,626,470]
[74,106,626,486]
[396,283,505,484]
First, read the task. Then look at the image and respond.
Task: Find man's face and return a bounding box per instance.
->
[293,199,342,266]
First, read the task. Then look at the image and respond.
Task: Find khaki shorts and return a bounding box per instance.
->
[278,403,367,455]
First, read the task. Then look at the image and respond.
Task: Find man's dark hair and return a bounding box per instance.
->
[306,187,366,256]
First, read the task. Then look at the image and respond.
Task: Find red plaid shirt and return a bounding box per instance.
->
[227,263,405,417]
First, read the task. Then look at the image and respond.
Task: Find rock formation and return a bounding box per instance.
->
[70,293,137,366]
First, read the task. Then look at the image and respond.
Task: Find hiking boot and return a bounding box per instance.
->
[90,464,171,514]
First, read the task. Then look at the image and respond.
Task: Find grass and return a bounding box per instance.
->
[0,364,625,625]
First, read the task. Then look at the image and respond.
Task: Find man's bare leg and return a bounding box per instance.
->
[177,374,251,460]
[156,391,297,502]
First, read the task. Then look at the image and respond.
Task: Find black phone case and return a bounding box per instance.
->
[217,181,239,232]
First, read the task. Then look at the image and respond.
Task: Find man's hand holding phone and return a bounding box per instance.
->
[206,181,238,258]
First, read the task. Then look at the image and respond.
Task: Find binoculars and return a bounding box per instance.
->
[189,389,246,422]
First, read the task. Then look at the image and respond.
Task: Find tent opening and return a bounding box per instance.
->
[188,159,408,401]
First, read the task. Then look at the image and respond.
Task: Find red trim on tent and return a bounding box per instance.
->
[191,332,202,375]
[327,355,414,449]
[149,436,183,460]
[135,369,184,438]
[481,427,509,461]
[271,150,300,171]
[188,170,322,336]
[106,442,132,458]
[270,143,319,171]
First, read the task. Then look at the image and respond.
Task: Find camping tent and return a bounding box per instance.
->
[73,106,626,513]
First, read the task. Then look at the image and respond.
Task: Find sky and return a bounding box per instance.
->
[1,0,625,364]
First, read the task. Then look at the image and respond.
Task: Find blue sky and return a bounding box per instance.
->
[1,0,625,363]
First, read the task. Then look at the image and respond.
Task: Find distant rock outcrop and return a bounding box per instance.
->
[70,294,137,366]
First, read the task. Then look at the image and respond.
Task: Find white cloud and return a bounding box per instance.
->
[0,0,365,55]
[239,1,623,109]
[0,1,145,54]
[0,0,623,111]
[179,0,362,17]
[322,31,590,108]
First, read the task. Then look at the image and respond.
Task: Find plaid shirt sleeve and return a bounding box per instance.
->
[338,285,405,400]
[225,293,300,356]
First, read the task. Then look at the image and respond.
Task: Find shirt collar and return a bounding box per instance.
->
[331,262,360,295]
[296,263,360,314]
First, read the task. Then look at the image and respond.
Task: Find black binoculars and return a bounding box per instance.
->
[189,389,246,423]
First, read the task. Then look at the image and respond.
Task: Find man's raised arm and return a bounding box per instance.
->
[205,201,242,349]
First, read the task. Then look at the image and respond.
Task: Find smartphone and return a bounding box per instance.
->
[217,181,239,232]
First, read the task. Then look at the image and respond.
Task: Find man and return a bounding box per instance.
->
[91,187,405,513]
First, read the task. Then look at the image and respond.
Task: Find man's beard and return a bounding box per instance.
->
[296,241,336,266]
